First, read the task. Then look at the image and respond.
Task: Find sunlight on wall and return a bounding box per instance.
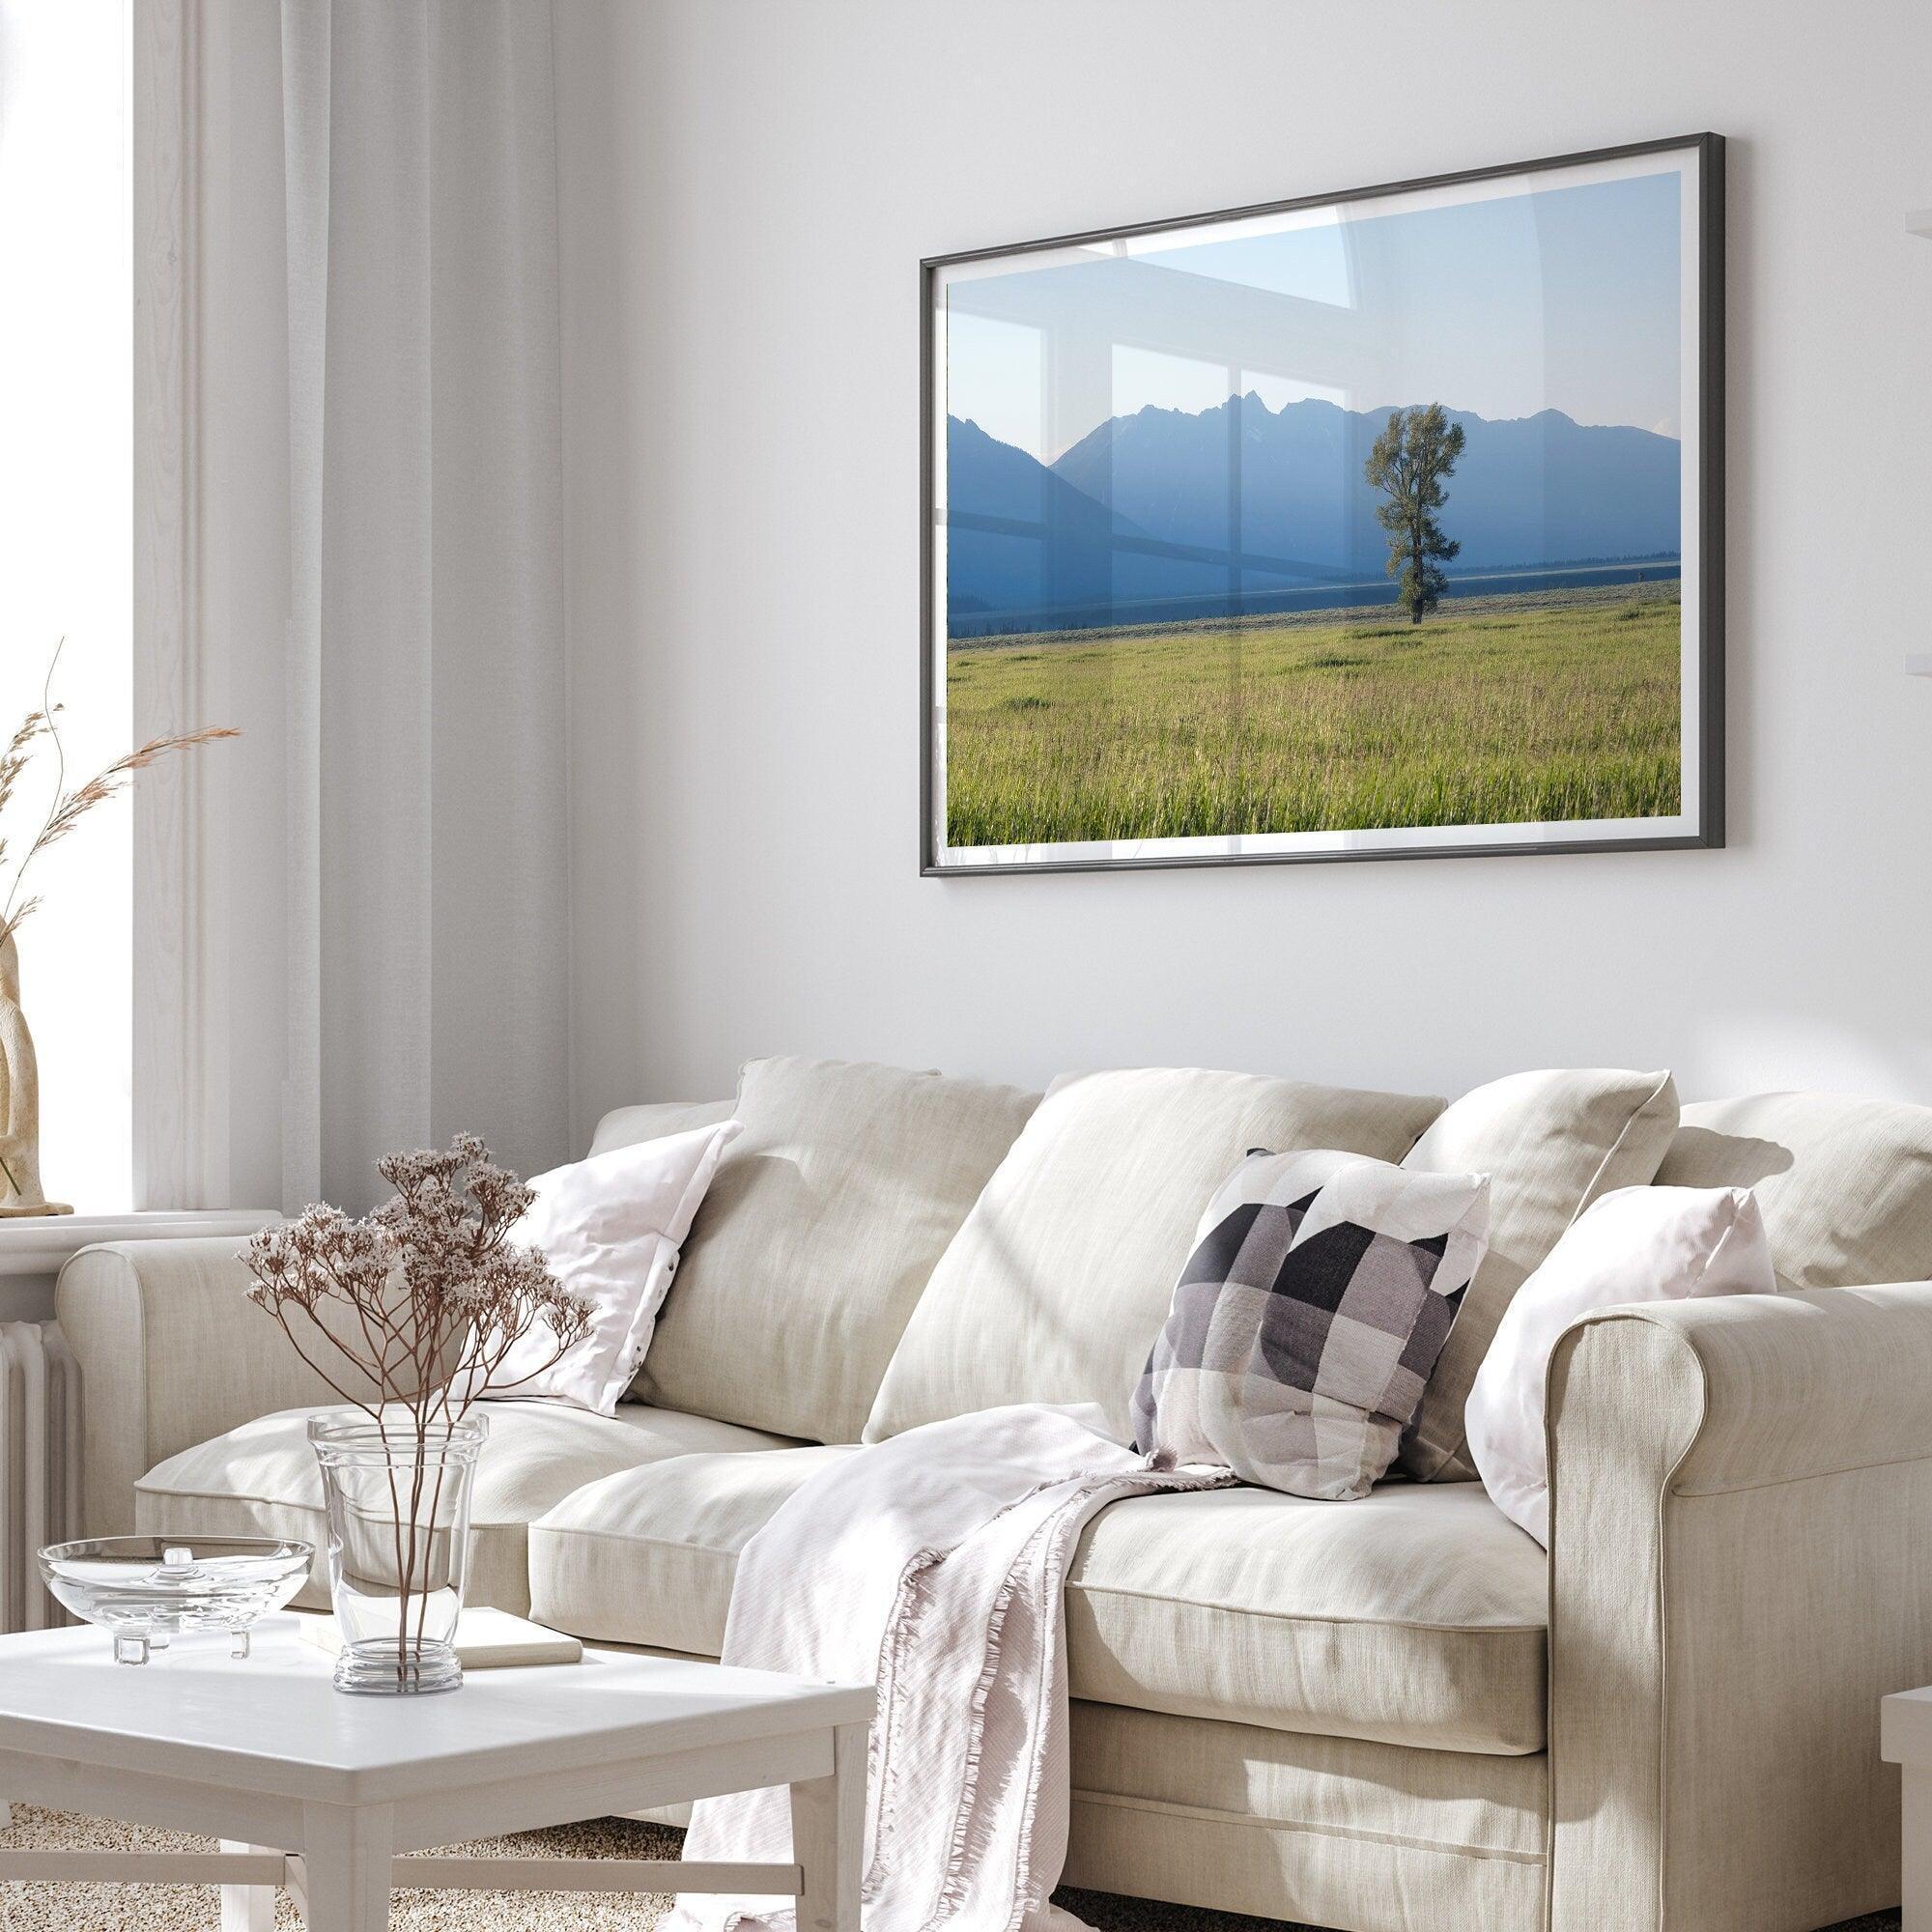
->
[0,0,133,1210]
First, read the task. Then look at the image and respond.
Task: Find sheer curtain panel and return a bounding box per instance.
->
[279,0,569,1208]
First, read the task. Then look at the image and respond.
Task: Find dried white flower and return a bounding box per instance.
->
[242,1135,590,1428]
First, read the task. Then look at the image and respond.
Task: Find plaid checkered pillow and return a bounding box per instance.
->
[1131,1148,1489,1500]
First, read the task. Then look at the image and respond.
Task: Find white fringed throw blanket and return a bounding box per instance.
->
[671,1404,1231,1932]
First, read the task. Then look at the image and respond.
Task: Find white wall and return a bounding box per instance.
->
[554,0,1932,1139]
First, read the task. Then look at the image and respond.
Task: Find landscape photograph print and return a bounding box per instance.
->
[923,135,1722,873]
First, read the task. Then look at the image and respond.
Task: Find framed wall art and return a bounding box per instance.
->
[921,133,1723,874]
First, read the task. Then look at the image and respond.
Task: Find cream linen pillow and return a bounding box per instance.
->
[1399,1067,1679,1480]
[472,1119,741,1416]
[1655,1092,1932,1291]
[864,1067,1444,1446]
[634,1056,1039,1443]
[1465,1184,1776,1545]
[589,1097,734,1156]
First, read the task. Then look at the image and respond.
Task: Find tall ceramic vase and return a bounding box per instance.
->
[0,932,71,1217]
[307,1409,487,1694]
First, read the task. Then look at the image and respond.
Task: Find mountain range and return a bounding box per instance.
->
[945,394,1681,636]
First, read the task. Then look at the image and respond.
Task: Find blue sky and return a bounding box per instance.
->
[946,169,1683,463]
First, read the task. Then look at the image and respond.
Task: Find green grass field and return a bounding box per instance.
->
[943,582,1682,848]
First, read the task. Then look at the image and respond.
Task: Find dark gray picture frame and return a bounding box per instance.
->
[921,133,1724,877]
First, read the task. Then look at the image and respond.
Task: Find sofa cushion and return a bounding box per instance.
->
[1654,1092,1932,1292]
[134,1400,799,1619]
[530,1443,854,1658]
[528,1450,1546,1755]
[633,1057,1040,1443]
[590,1098,735,1156]
[1398,1067,1679,1481]
[864,1068,1445,1445]
[1072,1480,1545,1752]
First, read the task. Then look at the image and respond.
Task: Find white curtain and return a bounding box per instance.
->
[279,0,569,1208]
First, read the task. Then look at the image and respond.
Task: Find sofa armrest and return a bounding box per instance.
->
[56,1238,385,1536]
[1546,1283,1932,1932]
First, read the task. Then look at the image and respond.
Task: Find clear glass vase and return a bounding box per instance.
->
[306,1409,487,1695]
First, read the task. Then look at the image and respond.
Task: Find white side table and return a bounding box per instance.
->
[1882,1686,1931,1930]
[0,1209,277,1322]
[0,1620,872,1932]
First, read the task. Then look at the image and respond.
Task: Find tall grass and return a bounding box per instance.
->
[943,583,1681,846]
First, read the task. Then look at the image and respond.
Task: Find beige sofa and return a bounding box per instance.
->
[56,1061,1932,1932]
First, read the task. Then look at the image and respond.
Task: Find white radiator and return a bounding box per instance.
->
[0,1322,80,1632]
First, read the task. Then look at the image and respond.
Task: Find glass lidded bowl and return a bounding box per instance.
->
[40,1536,313,1664]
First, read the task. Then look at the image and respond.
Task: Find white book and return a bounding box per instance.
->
[296,1606,583,1669]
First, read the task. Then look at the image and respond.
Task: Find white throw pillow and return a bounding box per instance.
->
[472,1120,741,1415]
[1465,1183,1776,1545]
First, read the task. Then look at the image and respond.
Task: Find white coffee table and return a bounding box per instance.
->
[1882,1686,1931,1930]
[0,1619,872,1930]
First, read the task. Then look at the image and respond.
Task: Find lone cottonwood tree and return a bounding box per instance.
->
[1365,403,1465,623]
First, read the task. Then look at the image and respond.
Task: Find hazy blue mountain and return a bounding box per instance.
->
[1052,393,1680,570]
[945,395,1681,635]
[944,416,1142,625]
